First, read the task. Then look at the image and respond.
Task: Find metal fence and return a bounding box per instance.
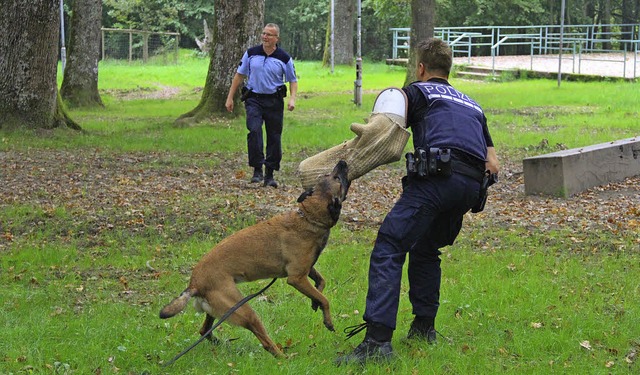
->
[390,24,640,78]
[101,28,180,64]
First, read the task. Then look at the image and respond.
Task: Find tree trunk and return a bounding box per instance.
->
[175,0,264,126]
[601,0,612,50]
[0,0,79,130]
[60,0,104,108]
[323,0,356,66]
[403,0,436,87]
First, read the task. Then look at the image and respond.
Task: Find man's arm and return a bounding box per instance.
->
[287,81,298,111]
[225,73,246,112]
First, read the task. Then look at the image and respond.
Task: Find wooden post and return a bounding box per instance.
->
[143,32,149,63]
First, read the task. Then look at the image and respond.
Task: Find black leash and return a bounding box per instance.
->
[162,277,278,367]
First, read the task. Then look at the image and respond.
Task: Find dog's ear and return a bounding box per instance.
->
[297,188,314,203]
[327,197,342,222]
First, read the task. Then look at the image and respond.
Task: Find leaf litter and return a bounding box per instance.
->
[1,149,638,250]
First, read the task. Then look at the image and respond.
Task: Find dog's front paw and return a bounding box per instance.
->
[324,321,335,332]
[311,300,320,311]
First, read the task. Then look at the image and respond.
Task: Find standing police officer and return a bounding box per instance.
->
[226,23,298,188]
[337,38,499,365]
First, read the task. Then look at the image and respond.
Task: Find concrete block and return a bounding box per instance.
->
[523,137,640,197]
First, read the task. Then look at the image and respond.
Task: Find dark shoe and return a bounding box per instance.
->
[336,337,393,365]
[250,167,263,183]
[407,318,437,343]
[264,168,278,188]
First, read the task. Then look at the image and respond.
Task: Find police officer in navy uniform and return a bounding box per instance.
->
[337,38,499,365]
[226,23,298,188]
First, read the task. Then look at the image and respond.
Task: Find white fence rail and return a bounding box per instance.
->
[390,24,640,78]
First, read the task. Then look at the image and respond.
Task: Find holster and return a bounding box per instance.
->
[471,172,498,213]
[276,85,287,99]
[240,86,250,102]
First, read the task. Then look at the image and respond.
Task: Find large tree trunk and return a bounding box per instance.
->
[322,0,356,66]
[175,0,264,126]
[403,0,436,87]
[60,0,104,108]
[0,0,79,130]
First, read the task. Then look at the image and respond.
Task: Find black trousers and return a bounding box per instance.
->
[244,96,284,171]
[363,173,480,330]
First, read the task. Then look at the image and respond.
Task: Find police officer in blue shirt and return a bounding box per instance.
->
[226,23,298,188]
[337,38,500,365]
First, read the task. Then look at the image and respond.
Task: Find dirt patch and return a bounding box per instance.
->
[101,85,182,100]
[1,149,638,249]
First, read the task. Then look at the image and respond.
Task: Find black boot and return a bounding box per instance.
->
[264,167,278,188]
[407,316,437,343]
[250,167,263,183]
[336,322,393,365]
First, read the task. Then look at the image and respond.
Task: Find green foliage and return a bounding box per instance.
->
[461,0,547,26]
[102,0,215,48]
[266,0,329,60]
[96,0,640,61]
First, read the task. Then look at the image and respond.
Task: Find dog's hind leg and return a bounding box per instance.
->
[199,314,220,344]
[205,287,286,358]
[307,267,326,311]
[286,274,334,332]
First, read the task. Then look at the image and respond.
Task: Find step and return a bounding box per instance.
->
[456,70,495,80]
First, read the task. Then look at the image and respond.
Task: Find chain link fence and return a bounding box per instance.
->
[101,28,180,64]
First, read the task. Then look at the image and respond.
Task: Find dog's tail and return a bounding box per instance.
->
[159,288,196,319]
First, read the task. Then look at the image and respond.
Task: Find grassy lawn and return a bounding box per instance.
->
[1,51,639,374]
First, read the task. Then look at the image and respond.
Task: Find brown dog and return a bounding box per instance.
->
[159,160,350,358]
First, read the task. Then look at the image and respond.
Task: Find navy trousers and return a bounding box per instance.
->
[363,173,481,330]
[244,96,284,171]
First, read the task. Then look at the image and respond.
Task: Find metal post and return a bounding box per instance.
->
[354,0,362,107]
[558,0,566,87]
[59,0,67,71]
[330,0,334,74]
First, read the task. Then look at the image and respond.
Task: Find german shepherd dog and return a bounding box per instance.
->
[160,161,350,358]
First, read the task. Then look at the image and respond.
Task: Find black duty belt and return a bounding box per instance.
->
[249,91,279,98]
[451,159,485,183]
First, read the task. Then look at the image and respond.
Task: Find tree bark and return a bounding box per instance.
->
[0,0,79,130]
[60,0,104,108]
[323,0,356,66]
[175,0,264,126]
[600,0,612,50]
[403,0,436,87]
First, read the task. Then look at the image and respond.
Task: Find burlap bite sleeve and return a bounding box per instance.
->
[298,112,410,189]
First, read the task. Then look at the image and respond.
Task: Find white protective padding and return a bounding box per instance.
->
[298,87,410,189]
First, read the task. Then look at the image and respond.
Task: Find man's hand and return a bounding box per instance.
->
[225,98,234,112]
[485,146,499,175]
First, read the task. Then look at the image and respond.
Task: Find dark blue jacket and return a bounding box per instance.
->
[404,78,493,164]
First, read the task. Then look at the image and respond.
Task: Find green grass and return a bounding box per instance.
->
[2,52,639,374]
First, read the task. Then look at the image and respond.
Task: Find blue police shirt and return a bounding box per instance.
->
[237,45,297,95]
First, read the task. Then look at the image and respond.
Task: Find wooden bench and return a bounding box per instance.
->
[523,137,640,197]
